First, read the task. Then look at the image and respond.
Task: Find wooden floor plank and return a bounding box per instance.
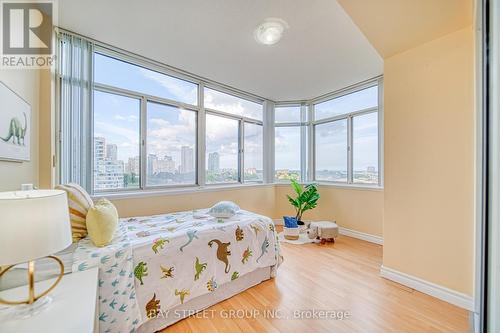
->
[160,232,469,333]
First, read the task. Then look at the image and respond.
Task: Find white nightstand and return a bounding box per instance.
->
[0,267,99,333]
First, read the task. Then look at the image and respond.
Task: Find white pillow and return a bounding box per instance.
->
[208,201,240,218]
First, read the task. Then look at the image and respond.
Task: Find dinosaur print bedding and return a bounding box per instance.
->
[72,209,282,333]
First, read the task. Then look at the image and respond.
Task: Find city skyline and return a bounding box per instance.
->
[94,135,376,190]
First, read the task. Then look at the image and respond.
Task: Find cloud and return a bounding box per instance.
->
[139,68,197,105]
[204,89,262,120]
[146,111,196,158]
[149,118,171,127]
[114,114,138,122]
[95,121,139,144]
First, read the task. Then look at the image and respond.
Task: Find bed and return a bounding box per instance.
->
[72,208,283,333]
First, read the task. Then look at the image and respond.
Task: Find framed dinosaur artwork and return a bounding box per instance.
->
[0,81,31,162]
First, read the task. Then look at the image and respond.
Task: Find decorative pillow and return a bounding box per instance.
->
[86,199,119,247]
[208,201,240,218]
[55,183,94,242]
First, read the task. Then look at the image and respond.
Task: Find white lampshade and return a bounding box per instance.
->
[0,190,72,266]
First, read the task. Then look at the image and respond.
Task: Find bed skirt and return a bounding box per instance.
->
[138,266,273,333]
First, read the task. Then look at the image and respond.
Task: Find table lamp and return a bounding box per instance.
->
[0,190,71,317]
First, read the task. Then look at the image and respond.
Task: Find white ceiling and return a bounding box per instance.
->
[58,0,383,101]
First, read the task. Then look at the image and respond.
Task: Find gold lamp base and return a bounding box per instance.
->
[0,256,64,305]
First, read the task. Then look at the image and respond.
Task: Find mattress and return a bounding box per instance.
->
[72,209,283,333]
[138,266,273,333]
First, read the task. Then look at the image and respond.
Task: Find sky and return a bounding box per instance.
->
[315,86,378,120]
[93,53,378,173]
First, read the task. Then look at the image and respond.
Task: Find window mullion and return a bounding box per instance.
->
[140,96,147,190]
[307,102,314,182]
[263,100,274,184]
[347,115,353,184]
[378,77,384,187]
[198,83,206,187]
[300,103,307,182]
[239,119,244,183]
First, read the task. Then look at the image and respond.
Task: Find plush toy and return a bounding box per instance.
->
[306,221,339,244]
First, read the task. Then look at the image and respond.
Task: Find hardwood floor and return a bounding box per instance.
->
[161,232,470,333]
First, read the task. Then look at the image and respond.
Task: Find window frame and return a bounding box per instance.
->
[92,89,142,192]
[144,100,198,189]
[90,47,266,194]
[310,78,383,187]
[273,102,309,182]
[203,86,265,184]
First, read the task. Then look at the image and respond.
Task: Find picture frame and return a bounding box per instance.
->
[0,81,31,162]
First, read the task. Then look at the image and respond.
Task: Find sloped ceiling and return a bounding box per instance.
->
[337,0,473,58]
[58,0,383,101]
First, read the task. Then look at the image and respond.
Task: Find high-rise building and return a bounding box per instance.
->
[208,152,220,172]
[180,146,194,174]
[106,144,118,161]
[94,137,124,190]
[126,156,140,175]
[156,155,176,173]
[148,154,158,175]
[94,137,106,162]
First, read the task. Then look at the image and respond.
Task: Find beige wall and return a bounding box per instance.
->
[105,184,384,238]
[383,27,475,295]
[275,185,384,237]
[38,69,56,189]
[108,185,276,218]
[0,69,40,191]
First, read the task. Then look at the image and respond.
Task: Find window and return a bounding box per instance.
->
[93,91,140,191]
[313,83,381,185]
[89,50,265,192]
[314,86,378,121]
[58,31,381,194]
[204,87,264,184]
[146,102,197,186]
[94,53,198,105]
[204,87,263,121]
[244,122,263,182]
[92,50,200,192]
[275,126,302,181]
[275,105,301,123]
[205,114,239,184]
[353,112,379,184]
[315,120,348,182]
[274,104,307,181]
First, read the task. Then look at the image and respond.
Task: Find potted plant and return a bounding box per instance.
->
[285,179,320,226]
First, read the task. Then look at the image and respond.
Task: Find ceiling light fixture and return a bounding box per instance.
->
[254,18,289,46]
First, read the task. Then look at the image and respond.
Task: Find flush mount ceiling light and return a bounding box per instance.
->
[254,18,289,45]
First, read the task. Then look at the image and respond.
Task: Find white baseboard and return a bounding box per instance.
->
[380,265,474,311]
[273,219,383,245]
[338,227,383,245]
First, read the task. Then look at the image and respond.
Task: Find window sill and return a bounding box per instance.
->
[92,183,273,201]
[274,182,384,191]
[91,181,382,201]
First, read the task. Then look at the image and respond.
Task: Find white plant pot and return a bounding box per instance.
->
[283,226,300,240]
